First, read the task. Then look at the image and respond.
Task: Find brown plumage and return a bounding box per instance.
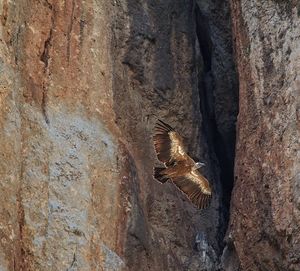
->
[153,119,212,209]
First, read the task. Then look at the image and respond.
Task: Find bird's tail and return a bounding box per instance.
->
[153,167,169,183]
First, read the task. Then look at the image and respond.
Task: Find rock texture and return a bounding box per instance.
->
[0,1,126,270]
[5,0,299,270]
[195,0,238,246]
[0,0,237,270]
[228,1,300,270]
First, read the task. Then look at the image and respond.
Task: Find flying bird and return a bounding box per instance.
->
[152,119,212,209]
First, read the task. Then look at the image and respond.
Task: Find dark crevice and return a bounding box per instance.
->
[41,28,52,124]
[40,2,54,125]
[13,26,22,65]
[41,84,50,125]
[66,0,76,63]
[195,2,238,253]
[40,28,53,72]
[66,251,77,271]
[195,9,212,72]
[40,1,54,71]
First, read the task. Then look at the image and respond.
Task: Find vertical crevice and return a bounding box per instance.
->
[66,0,75,63]
[40,1,55,125]
[195,1,239,253]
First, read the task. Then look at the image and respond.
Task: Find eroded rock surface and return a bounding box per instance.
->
[5,0,298,270]
[0,0,236,270]
[228,1,300,270]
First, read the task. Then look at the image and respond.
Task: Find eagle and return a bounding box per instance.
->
[152,119,212,209]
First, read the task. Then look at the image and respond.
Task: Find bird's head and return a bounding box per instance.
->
[195,162,205,169]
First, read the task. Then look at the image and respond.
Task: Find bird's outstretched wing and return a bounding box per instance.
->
[172,170,212,209]
[153,119,187,165]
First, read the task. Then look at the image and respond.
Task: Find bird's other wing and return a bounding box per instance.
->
[153,119,188,165]
[172,170,212,209]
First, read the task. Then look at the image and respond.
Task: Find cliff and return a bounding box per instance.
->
[0,0,298,270]
[228,1,300,270]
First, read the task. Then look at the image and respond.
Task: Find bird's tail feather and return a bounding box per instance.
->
[153,167,169,183]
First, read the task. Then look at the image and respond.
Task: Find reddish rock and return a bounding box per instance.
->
[7,0,291,270]
[228,1,300,270]
[0,0,232,270]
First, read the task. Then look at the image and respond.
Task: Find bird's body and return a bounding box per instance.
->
[153,119,212,209]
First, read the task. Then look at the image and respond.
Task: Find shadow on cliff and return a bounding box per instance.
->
[110,0,239,270]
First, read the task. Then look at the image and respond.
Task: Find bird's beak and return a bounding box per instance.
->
[196,162,206,168]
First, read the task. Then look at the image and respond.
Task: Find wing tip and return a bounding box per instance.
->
[196,194,212,209]
[153,167,169,183]
[155,119,174,132]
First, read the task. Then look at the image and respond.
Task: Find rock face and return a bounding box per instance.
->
[2,0,298,270]
[228,1,300,270]
[0,1,126,270]
[0,0,237,270]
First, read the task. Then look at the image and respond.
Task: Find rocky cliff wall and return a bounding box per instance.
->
[2,0,298,270]
[0,1,126,270]
[229,1,300,270]
[0,0,237,270]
